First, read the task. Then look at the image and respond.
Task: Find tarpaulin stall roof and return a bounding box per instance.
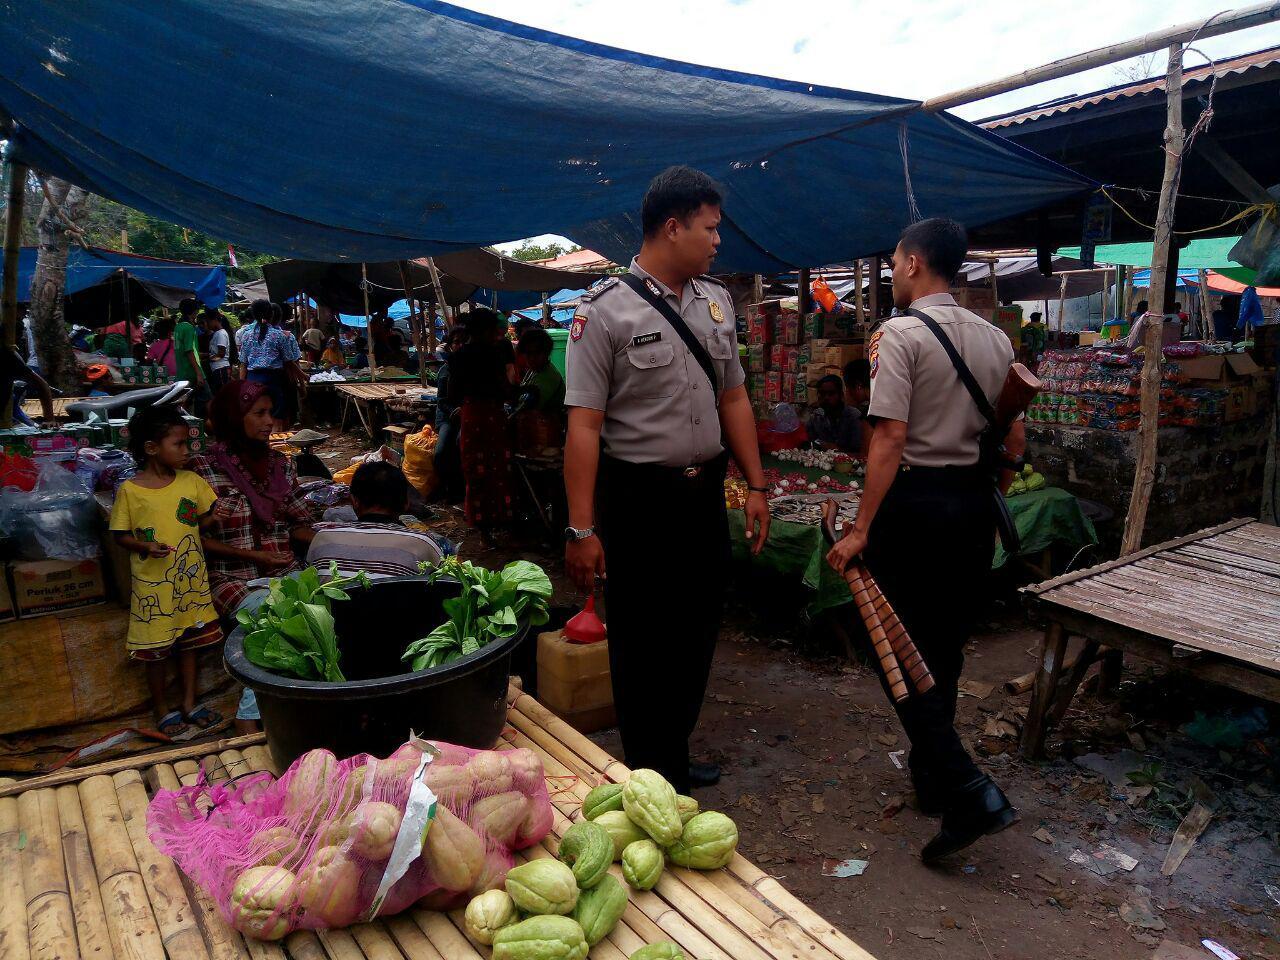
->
[0,1,1092,274]
[8,245,226,307]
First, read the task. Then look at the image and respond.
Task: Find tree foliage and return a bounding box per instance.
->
[506,239,580,263]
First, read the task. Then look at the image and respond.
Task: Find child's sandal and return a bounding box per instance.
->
[157,710,188,737]
[184,704,224,730]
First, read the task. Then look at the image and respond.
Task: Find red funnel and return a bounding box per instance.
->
[564,594,606,644]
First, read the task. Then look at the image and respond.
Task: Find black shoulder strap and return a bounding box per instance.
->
[904,307,998,428]
[618,273,719,395]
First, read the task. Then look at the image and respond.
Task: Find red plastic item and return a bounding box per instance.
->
[564,594,607,644]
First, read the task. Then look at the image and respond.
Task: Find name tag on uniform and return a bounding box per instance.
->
[632,332,662,346]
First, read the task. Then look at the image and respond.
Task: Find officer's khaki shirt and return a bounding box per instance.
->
[867,292,1013,467]
[565,259,744,466]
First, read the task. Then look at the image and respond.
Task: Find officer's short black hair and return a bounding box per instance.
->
[897,218,968,283]
[641,166,723,237]
[350,461,409,515]
[816,374,843,393]
[518,327,553,357]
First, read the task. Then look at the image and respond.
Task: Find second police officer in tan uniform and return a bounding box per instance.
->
[563,166,771,794]
[827,218,1025,861]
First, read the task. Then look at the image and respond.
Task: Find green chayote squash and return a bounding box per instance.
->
[504,859,580,915]
[630,942,686,960]
[493,915,589,960]
[557,820,613,889]
[622,769,683,846]
[582,783,625,820]
[621,839,663,891]
[593,810,649,860]
[675,795,699,826]
[665,811,739,870]
[570,873,627,946]
[463,889,518,946]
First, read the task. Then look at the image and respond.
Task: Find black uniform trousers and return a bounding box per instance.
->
[598,452,730,794]
[862,464,994,796]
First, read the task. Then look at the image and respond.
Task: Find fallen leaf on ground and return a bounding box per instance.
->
[1032,827,1053,844]
[904,926,942,941]
[958,679,995,700]
[876,732,899,747]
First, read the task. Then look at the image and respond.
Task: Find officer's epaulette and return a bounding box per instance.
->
[579,276,620,302]
[697,274,727,289]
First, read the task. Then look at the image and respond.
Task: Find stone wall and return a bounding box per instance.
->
[1026,414,1270,553]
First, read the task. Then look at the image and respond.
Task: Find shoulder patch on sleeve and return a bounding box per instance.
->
[579,276,620,302]
[569,314,589,341]
[868,330,883,378]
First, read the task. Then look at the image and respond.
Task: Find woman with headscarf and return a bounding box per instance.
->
[189,379,316,619]
[237,299,302,430]
[446,307,517,531]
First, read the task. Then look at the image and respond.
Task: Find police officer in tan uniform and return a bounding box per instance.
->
[827,218,1024,861]
[564,166,771,793]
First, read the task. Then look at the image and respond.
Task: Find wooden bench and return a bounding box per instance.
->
[1020,518,1280,757]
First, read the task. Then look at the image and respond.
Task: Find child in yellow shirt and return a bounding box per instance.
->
[109,405,223,737]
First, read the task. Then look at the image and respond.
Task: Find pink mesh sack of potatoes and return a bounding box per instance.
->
[146,740,553,939]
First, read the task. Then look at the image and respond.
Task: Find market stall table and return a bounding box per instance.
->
[729,486,1098,618]
[334,381,436,438]
[1019,518,1280,757]
[0,689,876,960]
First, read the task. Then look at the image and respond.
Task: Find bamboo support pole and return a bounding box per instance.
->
[2,160,27,355]
[1056,274,1068,335]
[988,261,999,305]
[113,769,210,960]
[16,789,78,960]
[853,261,865,323]
[424,258,452,331]
[78,775,166,960]
[868,258,881,320]
[1198,269,1212,339]
[0,733,267,799]
[0,778,31,960]
[922,2,1280,111]
[150,764,251,960]
[398,261,430,387]
[54,784,115,960]
[1122,43,1185,557]
[361,262,377,384]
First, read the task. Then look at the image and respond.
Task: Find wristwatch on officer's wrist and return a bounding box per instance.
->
[747,485,768,494]
[564,525,596,543]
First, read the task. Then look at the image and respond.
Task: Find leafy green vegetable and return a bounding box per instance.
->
[403,557,551,670]
[238,562,370,681]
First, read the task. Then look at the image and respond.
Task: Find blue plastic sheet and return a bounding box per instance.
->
[10,245,225,306]
[1,1,1091,271]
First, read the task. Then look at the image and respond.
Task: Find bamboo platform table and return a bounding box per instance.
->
[0,689,876,960]
[1020,518,1280,757]
[334,382,436,439]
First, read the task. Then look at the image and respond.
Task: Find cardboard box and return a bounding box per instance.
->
[747,300,781,322]
[782,373,808,404]
[747,318,773,345]
[10,559,106,618]
[779,313,803,345]
[747,343,767,373]
[826,343,865,368]
[764,372,782,403]
[1078,331,1101,346]
[1180,352,1262,385]
[1225,384,1252,422]
[0,566,14,624]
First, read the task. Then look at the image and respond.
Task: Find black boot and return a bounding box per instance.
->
[921,774,1016,863]
[688,762,721,789]
[912,769,946,818]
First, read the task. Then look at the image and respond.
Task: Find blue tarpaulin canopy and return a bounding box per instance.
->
[10,245,226,306]
[0,1,1092,273]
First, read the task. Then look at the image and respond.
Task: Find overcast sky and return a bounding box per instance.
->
[468,0,1280,251]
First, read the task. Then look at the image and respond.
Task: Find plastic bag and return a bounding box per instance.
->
[332,445,403,486]
[402,425,438,497]
[146,740,553,939]
[0,451,38,491]
[0,461,99,559]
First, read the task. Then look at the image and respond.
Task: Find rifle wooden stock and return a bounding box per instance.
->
[820,499,934,702]
[994,362,1042,431]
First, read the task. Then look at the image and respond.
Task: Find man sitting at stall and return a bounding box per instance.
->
[806,374,861,454]
[307,461,444,577]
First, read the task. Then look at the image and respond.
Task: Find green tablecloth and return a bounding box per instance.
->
[728,486,1097,616]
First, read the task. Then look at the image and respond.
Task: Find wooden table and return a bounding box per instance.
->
[1020,518,1280,757]
[334,382,436,439]
[0,688,874,960]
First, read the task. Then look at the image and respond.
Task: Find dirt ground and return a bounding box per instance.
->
[333,430,1280,959]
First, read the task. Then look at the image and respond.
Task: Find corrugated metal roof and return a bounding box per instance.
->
[981,44,1280,130]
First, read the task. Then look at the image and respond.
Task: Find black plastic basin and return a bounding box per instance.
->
[224,575,528,769]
